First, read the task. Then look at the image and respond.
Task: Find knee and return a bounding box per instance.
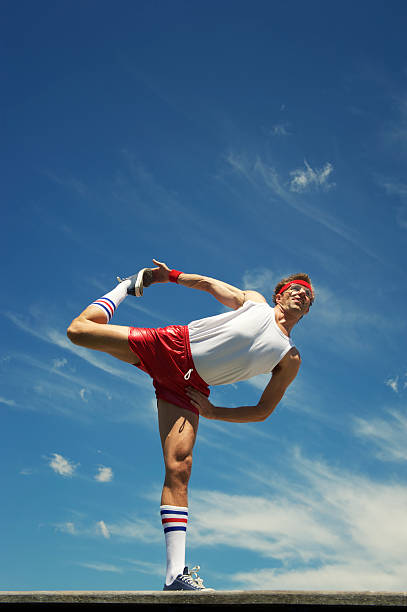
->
[165,454,193,486]
[66,318,86,345]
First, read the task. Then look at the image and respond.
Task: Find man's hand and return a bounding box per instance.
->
[151,259,171,283]
[186,387,215,419]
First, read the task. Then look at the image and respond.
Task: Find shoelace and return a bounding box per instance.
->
[188,565,205,588]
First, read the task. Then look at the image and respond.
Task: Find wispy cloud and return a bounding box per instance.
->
[48,453,79,477]
[242,268,275,301]
[380,179,407,199]
[96,516,162,544]
[3,351,155,426]
[289,160,335,193]
[52,357,68,369]
[396,207,407,230]
[55,521,76,535]
[0,397,16,407]
[124,559,164,576]
[43,169,88,197]
[77,561,121,573]
[224,152,377,259]
[4,312,150,388]
[271,122,291,136]
[306,284,393,354]
[20,468,34,476]
[353,408,407,462]
[377,176,407,230]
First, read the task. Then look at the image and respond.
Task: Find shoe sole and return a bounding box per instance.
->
[135,268,154,296]
[117,269,154,297]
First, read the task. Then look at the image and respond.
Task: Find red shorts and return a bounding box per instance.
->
[128,324,210,415]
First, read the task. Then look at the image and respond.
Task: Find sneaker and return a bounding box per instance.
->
[116,268,154,297]
[163,566,214,591]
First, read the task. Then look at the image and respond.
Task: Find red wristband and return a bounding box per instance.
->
[169,269,183,283]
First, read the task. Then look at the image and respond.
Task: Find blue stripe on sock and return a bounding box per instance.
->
[164,526,187,533]
[160,509,188,516]
[102,297,116,311]
[92,302,111,320]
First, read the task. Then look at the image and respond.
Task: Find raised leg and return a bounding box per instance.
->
[67,282,140,365]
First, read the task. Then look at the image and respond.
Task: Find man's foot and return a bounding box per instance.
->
[163,566,214,591]
[116,268,154,297]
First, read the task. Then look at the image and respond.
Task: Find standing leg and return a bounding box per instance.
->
[157,400,199,587]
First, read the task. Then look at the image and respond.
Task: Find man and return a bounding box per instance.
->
[67,259,314,591]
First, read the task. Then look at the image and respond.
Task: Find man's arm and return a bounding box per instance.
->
[152,259,266,310]
[186,349,301,422]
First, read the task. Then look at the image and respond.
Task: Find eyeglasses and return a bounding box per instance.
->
[286,284,313,300]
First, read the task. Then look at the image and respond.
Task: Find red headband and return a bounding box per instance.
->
[278,279,313,295]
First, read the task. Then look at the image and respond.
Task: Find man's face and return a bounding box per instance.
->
[277,283,313,315]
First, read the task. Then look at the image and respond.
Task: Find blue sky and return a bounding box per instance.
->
[1,0,407,591]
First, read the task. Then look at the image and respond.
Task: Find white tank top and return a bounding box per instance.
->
[188,301,294,386]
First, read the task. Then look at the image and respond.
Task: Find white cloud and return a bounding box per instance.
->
[184,449,407,590]
[230,561,407,591]
[94,466,114,483]
[96,520,111,539]
[49,453,79,477]
[58,443,407,590]
[385,376,399,393]
[353,408,407,462]
[289,160,335,193]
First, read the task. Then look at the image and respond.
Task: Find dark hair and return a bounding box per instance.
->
[272,273,314,305]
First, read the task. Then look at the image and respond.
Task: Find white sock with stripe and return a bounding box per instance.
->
[161,505,188,586]
[90,280,131,323]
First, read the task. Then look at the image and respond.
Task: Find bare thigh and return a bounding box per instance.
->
[68,306,140,365]
[158,400,199,462]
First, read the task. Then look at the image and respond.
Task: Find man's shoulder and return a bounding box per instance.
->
[243,290,267,304]
[275,347,301,372]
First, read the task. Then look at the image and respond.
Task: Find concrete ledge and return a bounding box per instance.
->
[1,590,406,606]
